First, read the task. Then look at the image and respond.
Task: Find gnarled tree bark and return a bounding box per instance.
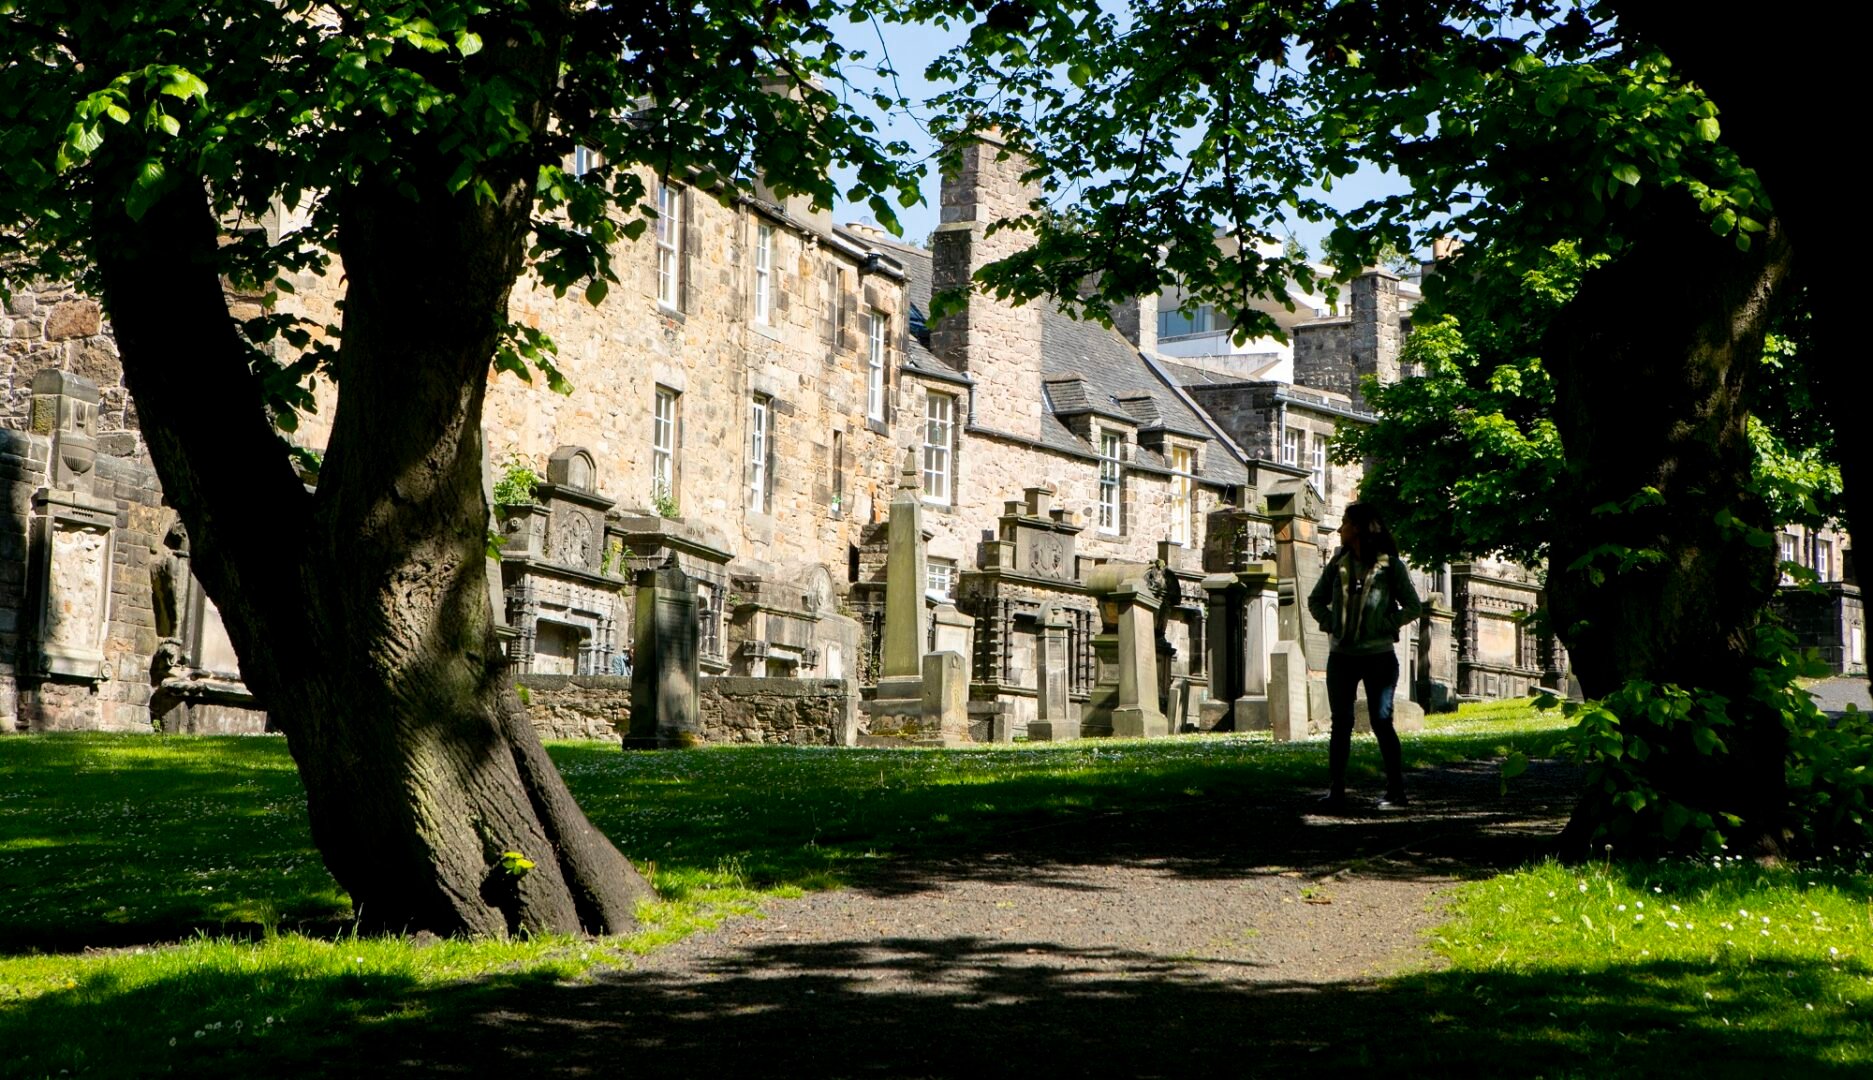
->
[88,23,649,937]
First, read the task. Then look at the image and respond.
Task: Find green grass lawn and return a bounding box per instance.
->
[2,703,1867,1077]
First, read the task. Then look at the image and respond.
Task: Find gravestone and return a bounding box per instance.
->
[625,554,701,748]
[921,651,969,745]
[1269,640,1308,741]
[27,370,114,682]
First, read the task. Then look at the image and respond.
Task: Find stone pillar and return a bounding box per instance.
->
[27,370,114,683]
[1081,562,1170,739]
[1029,605,1077,741]
[626,554,701,748]
[867,450,931,738]
[1110,588,1167,738]
[879,449,928,685]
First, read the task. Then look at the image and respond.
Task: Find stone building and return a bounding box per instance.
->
[31,131,1835,738]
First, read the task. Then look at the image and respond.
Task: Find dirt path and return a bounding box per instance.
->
[358,758,1577,1078]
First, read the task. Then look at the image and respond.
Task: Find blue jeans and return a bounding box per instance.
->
[1325,649,1405,797]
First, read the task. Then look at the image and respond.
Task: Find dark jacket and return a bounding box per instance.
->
[1307,550,1424,655]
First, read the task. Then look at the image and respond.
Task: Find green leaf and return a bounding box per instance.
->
[1610,163,1641,186]
[584,277,608,305]
[456,31,483,57]
[160,69,209,101]
[1695,116,1720,142]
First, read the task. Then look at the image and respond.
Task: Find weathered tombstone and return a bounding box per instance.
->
[625,554,701,748]
[1269,640,1309,741]
[27,370,113,682]
[1028,604,1077,741]
[930,602,975,660]
[1082,562,1168,739]
[866,450,930,738]
[920,651,969,745]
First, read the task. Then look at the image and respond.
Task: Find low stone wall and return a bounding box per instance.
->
[701,677,857,746]
[517,674,858,746]
[517,674,629,741]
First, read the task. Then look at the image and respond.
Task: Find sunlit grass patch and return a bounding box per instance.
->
[1413,857,1873,1072]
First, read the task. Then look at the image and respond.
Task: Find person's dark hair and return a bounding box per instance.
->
[1342,502,1400,559]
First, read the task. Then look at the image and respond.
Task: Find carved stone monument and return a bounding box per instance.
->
[1081,561,1168,739]
[1201,505,1281,731]
[147,521,268,734]
[27,370,114,683]
[625,554,701,748]
[1027,604,1077,741]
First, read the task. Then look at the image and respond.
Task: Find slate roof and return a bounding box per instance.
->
[875,238,1249,487]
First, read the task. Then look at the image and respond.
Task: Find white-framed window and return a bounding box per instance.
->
[570,145,597,178]
[749,395,772,513]
[656,182,682,309]
[1779,532,1799,583]
[1282,427,1301,467]
[753,223,773,325]
[652,386,679,504]
[1098,431,1122,533]
[867,308,887,420]
[1170,445,1195,547]
[1817,537,1835,582]
[923,392,954,504]
[927,558,956,601]
[1310,432,1328,492]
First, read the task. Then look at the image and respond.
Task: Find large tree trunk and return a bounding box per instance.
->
[1543,206,1794,854]
[89,26,650,938]
[1617,9,1858,567]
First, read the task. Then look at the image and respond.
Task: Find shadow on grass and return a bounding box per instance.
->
[2,727,1575,956]
[7,934,1864,1079]
[556,737,1583,902]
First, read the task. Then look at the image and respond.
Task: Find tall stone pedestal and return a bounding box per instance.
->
[1027,606,1078,741]
[1082,576,1167,740]
[626,555,701,748]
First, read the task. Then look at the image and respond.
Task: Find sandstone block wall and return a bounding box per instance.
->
[3,287,136,434]
[278,172,914,583]
[518,673,857,745]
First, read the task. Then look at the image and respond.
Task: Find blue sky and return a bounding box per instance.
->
[828,17,1409,257]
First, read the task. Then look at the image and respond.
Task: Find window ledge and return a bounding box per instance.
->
[865,417,889,436]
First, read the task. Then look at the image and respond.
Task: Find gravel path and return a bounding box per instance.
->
[359,757,1578,1078]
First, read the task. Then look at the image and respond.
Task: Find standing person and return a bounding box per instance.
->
[1306,503,1423,811]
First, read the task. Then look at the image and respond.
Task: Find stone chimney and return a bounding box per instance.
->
[1348,268,1401,411]
[930,132,1045,441]
[1110,293,1159,355]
